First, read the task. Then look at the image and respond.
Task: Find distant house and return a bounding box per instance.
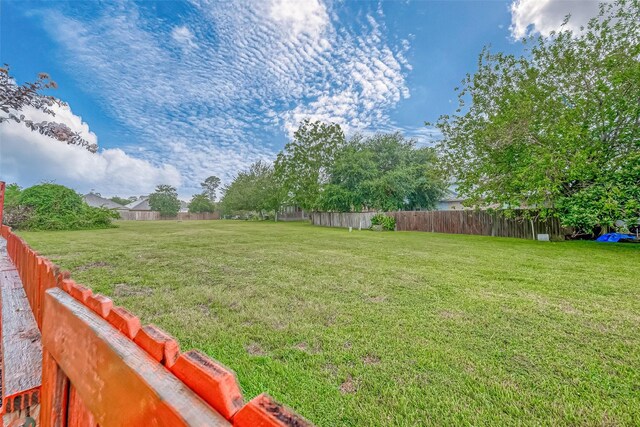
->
[436,185,468,211]
[125,197,151,211]
[83,193,128,210]
[125,197,189,213]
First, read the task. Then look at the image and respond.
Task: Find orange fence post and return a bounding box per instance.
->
[0,181,5,227]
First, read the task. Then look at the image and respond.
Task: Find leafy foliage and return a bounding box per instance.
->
[201,176,221,201]
[148,185,181,217]
[4,183,117,230]
[188,193,215,213]
[370,212,396,231]
[110,196,137,206]
[434,0,640,233]
[221,161,282,217]
[319,133,445,212]
[275,119,345,211]
[4,183,22,208]
[0,65,97,152]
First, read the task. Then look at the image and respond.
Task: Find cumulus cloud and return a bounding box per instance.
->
[510,0,611,39]
[0,104,181,196]
[30,0,411,195]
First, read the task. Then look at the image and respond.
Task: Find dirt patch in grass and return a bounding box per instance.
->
[439,309,464,319]
[76,261,111,272]
[362,354,381,365]
[246,342,266,356]
[197,303,211,315]
[339,375,357,394]
[294,341,321,354]
[113,283,154,297]
[365,295,387,303]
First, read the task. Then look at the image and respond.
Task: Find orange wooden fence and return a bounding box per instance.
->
[0,182,311,426]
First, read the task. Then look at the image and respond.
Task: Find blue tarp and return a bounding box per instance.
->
[596,233,638,243]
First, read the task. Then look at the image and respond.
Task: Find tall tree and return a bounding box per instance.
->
[434,0,640,233]
[320,133,445,212]
[221,161,282,217]
[148,185,181,217]
[1,65,97,152]
[275,119,345,211]
[201,176,221,201]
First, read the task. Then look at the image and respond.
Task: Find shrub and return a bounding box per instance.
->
[371,213,396,231]
[7,183,118,230]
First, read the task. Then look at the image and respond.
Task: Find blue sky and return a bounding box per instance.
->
[1,0,604,198]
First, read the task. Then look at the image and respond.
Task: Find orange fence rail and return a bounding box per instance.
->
[0,201,311,426]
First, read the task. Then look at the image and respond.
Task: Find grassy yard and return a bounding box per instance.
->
[19,221,640,426]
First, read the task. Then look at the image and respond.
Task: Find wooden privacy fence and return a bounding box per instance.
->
[118,211,220,221]
[311,212,377,229]
[311,210,572,239]
[0,213,311,424]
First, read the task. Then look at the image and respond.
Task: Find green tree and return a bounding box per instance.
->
[221,161,282,218]
[275,119,345,211]
[320,133,445,212]
[434,0,640,233]
[148,185,181,217]
[188,193,215,213]
[201,176,221,201]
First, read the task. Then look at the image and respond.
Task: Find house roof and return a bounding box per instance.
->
[83,193,127,210]
[125,197,151,211]
[439,184,463,202]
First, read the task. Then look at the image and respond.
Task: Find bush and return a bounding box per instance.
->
[371,213,396,231]
[5,183,118,231]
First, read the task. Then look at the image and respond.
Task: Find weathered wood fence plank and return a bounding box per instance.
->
[311,211,572,239]
[41,288,231,427]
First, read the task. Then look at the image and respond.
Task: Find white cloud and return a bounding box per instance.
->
[269,0,329,40]
[510,0,610,39]
[0,105,181,196]
[32,0,411,195]
[171,26,198,49]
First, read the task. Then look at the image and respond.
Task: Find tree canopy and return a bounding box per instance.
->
[275,119,345,211]
[435,0,640,233]
[110,196,136,206]
[201,176,221,201]
[319,133,445,212]
[188,193,215,213]
[221,161,282,217]
[148,185,181,217]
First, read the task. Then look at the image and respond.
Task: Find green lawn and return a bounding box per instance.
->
[19,221,640,426]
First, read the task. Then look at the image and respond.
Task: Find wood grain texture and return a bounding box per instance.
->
[67,385,96,427]
[0,237,43,408]
[40,350,69,427]
[42,288,231,427]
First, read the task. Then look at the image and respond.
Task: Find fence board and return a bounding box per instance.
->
[311,211,571,240]
[41,288,231,427]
